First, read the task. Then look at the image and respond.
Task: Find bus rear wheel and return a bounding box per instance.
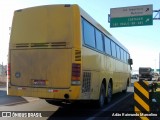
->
[107,82,112,103]
[96,83,106,108]
[122,80,129,93]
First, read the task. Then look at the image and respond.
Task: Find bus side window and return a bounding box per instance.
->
[120,48,124,61]
[116,45,121,60]
[104,36,111,55]
[124,51,127,63]
[111,41,116,58]
[82,19,96,48]
[95,29,104,52]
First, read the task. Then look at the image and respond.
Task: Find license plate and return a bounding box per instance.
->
[33,80,46,86]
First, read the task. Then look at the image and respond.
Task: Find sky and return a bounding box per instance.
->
[0,0,160,71]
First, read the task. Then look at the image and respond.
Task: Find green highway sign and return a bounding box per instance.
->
[110,5,153,28]
[110,15,153,27]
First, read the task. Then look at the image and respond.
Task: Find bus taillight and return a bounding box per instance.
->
[7,63,11,80]
[71,63,81,85]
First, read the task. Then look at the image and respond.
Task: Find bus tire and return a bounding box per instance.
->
[96,83,106,108]
[122,80,129,93]
[107,81,112,103]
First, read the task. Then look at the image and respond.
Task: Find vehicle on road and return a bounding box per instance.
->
[8,4,133,107]
[139,67,152,81]
[131,74,138,79]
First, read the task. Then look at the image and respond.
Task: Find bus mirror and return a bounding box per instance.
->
[128,59,133,65]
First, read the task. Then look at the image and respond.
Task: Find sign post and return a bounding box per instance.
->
[110,4,153,28]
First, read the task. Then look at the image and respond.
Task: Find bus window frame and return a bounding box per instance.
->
[81,17,130,65]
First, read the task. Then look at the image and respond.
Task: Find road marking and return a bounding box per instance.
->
[86,93,132,120]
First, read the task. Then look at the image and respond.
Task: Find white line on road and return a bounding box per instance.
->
[86,93,132,120]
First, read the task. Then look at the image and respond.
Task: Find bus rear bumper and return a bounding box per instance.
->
[7,85,81,100]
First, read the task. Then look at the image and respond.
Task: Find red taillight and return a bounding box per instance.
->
[71,63,81,85]
[7,63,11,79]
[48,89,59,92]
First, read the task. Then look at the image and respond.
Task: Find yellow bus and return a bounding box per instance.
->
[8,4,133,107]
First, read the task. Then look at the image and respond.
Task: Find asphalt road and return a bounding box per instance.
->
[46,92,133,120]
[0,80,137,120]
[0,86,34,106]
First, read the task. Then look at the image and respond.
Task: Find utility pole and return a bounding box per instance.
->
[153,59,156,73]
[159,53,160,74]
[153,9,160,74]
